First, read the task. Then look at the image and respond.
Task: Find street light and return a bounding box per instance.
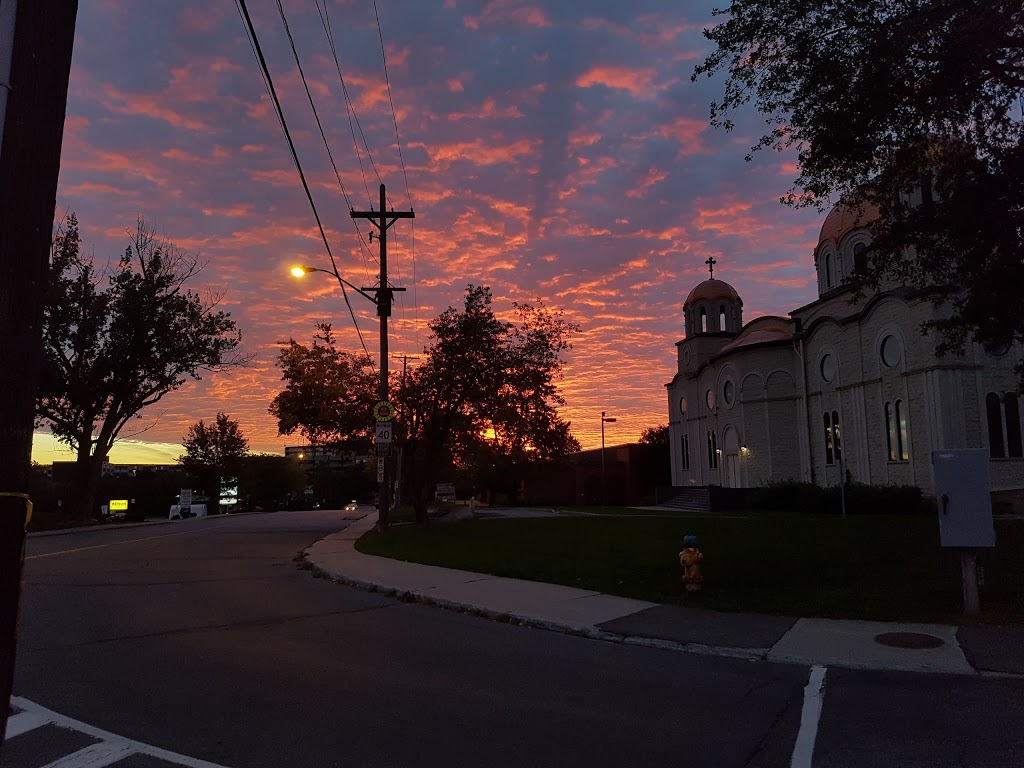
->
[601,411,617,510]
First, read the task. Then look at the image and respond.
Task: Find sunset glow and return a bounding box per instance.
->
[36,1,828,464]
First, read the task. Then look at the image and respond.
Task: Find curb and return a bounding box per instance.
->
[305,558,774,666]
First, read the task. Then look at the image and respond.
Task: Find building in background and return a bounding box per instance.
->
[667,202,1024,507]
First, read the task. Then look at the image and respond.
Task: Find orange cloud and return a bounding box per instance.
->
[576,66,662,98]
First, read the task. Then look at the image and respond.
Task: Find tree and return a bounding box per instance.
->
[693,1,1024,375]
[179,413,249,503]
[36,215,245,520]
[404,286,580,518]
[268,323,378,449]
[639,424,669,446]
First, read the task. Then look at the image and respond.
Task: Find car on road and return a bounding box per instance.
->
[344,500,358,512]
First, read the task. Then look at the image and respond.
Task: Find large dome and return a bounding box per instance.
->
[818,199,879,246]
[684,278,741,307]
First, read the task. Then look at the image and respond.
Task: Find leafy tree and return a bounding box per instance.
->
[403,286,580,520]
[179,412,249,503]
[693,1,1024,374]
[36,215,245,520]
[268,323,378,449]
[271,287,580,527]
[639,424,669,446]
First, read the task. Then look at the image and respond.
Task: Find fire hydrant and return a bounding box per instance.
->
[678,534,704,593]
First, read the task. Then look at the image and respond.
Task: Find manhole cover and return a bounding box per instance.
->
[874,632,944,649]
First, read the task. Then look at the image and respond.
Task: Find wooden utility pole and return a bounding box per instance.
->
[351,183,413,530]
[0,0,79,751]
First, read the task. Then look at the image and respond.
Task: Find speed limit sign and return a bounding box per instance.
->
[375,421,393,444]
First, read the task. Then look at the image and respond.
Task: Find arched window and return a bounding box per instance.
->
[701,308,707,333]
[681,434,690,470]
[853,242,868,275]
[823,412,834,465]
[825,253,833,289]
[987,392,1005,458]
[719,306,726,331]
[1006,393,1023,458]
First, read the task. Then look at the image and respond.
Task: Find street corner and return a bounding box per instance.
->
[767,618,975,675]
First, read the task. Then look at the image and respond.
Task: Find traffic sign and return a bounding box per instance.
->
[375,443,392,457]
[373,401,395,422]
[375,421,393,444]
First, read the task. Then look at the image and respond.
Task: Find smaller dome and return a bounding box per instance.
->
[818,199,879,246]
[685,278,741,307]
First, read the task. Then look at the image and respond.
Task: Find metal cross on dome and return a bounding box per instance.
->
[705,256,717,279]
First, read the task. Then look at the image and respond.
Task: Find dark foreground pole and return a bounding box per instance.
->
[0,1,79,752]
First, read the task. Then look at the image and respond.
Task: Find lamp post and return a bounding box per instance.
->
[601,411,617,510]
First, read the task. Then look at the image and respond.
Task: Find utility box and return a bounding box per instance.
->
[932,449,996,548]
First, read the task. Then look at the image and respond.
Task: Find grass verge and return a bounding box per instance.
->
[356,513,1024,625]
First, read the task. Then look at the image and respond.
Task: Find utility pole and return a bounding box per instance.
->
[351,183,413,530]
[0,0,79,752]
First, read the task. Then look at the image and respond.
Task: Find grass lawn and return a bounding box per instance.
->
[356,512,1024,625]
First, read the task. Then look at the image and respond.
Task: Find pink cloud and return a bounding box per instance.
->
[575,66,663,98]
[463,1,551,30]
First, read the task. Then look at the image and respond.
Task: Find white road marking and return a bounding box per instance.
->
[4,710,50,739]
[8,697,232,768]
[790,665,827,768]
[40,741,134,768]
[26,521,234,560]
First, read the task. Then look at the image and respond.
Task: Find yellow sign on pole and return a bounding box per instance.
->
[373,401,395,422]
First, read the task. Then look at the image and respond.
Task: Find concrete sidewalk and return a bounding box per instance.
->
[306,511,1023,677]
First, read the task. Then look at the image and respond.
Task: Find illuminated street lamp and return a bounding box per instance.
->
[601,411,617,510]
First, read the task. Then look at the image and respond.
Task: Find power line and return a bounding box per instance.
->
[274,0,375,280]
[372,0,420,348]
[315,0,388,210]
[316,0,374,210]
[234,0,374,367]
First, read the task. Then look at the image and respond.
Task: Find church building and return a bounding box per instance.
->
[666,204,1024,503]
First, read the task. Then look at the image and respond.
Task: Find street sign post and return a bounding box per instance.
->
[375,421,393,444]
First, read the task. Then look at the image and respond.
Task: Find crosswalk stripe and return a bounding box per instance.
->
[4,710,52,739]
[8,698,232,768]
[39,741,135,768]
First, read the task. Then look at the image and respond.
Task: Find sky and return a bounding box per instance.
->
[34,0,829,465]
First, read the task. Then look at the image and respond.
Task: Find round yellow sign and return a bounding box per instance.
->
[373,401,395,422]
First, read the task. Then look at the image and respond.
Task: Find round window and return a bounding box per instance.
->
[679,396,687,416]
[682,347,691,365]
[880,335,903,368]
[723,380,734,406]
[706,389,716,410]
[820,353,837,383]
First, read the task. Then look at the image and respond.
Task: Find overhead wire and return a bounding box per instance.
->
[234,0,375,368]
[316,0,376,212]
[316,0,392,211]
[372,0,420,349]
[274,0,375,283]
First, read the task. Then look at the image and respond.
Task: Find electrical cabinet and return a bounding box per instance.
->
[932,449,996,548]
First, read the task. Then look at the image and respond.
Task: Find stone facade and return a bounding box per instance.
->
[666,209,1024,497]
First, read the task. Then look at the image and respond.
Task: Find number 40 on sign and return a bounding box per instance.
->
[375,421,393,444]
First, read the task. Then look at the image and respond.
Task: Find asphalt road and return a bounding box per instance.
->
[8,511,1024,767]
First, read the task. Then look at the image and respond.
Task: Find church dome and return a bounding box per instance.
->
[818,199,879,247]
[684,278,741,307]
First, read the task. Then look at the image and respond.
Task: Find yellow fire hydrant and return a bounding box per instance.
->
[679,534,704,592]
